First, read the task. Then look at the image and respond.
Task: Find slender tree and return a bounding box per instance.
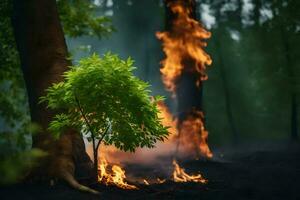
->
[279,18,298,141]
[213,0,239,144]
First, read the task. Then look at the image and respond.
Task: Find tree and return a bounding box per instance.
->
[212,0,240,144]
[159,0,213,157]
[273,0,299,141]
[1,0,113,186]
[9,0,113,192]
[41,53,169,177]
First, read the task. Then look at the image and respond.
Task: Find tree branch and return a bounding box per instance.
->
[95,124,110,151]
[74,94,96,151]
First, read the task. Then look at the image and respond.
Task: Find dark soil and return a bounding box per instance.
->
[1,143,300,200]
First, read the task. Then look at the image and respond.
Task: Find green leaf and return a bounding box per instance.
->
[41,53,169,152]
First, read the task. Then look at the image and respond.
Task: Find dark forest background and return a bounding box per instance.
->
[1,0,299,153]
[67,0,300,147]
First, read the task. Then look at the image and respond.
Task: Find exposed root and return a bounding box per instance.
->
[52,130,100,195]
[62,171,100,195]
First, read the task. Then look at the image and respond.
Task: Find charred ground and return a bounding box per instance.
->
[1,142,300,200]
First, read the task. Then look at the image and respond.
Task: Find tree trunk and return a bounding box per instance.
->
[11,0,96,185]
[214,5,239,144]
[214,35,239,144]
[164,0,207,156]
[164,0,200,113]
[279,27,298,141]
[94,148,99,180]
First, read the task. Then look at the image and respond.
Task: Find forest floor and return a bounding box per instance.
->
[1,141,300,200]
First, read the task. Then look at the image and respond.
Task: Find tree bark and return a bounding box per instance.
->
[164,0,207,156]
[11,0,96,186]
[164,0,201,119]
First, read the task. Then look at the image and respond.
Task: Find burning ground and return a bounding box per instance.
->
[1,143,300,200]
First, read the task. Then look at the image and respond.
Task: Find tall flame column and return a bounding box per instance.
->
[157,0,213,158]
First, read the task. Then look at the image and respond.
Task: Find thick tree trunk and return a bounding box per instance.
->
[164,0,200,116]
[11,0,96,185]
[164,0,207,156]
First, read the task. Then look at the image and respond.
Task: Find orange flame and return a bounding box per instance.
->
[85,0,213,187]
[98,157,137,190]
[172,159,207,183]
[156,0,212,93]
[156,0,213,158]
[157,178,166,184]
[157,101,178,138]
[143,179,150,185]
[179,111,213,158]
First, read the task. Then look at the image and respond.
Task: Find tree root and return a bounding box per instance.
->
[62,171,100,195]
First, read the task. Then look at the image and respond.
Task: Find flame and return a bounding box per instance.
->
[157,101,213,158]
[157,178,166,184]
[98,157,137,190]
[157,101,178,138]
[143,179,150,185]
[156,0,213,158]
[179,111,213,158]
[84,0,213,187]
[156,0,212,93]
[172,159,207,183]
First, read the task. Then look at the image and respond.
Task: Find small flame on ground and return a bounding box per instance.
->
[157,178,166,184]
[172,159,207,183]
[143,179,150,185]
[98,158,137,190]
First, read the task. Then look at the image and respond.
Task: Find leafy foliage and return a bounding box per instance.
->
[57,0,115,38]
[41,53,169,152]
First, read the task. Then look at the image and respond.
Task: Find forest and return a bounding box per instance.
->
[0,0,300,199]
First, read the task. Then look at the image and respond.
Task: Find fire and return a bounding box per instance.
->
[179,111,213,158]
[84,0,213,188]
[157,101,178,138]
[172,159,207,183]
[157,178,166,184]
[156,0,212,93]
[156,99,213,158]
[143,179,150,185]
[156,0,213,158]
[98,157,137,190]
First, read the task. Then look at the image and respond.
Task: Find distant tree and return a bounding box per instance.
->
[272,0,300,141]
[213,0,239,144]
[206,0,299,142]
